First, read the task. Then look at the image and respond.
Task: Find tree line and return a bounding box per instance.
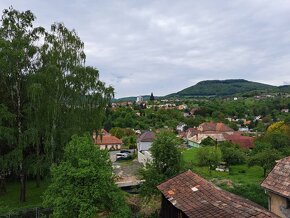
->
[0,7,113,202]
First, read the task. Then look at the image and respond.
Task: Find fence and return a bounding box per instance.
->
[0,207,52,218]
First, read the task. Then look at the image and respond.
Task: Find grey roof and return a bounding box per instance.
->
[138,131,155,142]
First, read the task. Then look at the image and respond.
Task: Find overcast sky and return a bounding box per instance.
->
[1,1,290,98]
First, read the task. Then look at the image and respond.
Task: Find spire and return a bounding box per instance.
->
[150,92,155,101]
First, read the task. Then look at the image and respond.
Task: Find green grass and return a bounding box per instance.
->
[181,147,199,164]
[182,147,264,184]
[182,147,268,208]
[0,180,49,214]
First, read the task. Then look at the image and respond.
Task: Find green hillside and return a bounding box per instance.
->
[168,79,278,97]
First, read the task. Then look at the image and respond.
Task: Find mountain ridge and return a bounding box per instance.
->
[113,79,290,101]
[167,79,278,97]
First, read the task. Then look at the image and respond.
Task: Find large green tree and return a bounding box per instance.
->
[0,7,113,202]
[140,131,181,196]
[43,135,131,218]
[0,7,44,201]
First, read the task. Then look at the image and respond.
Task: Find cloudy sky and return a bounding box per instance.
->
[1,1,290,97]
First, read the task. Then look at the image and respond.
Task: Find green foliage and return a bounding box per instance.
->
[43,135,130,218]
[196,146,222,170]
[140,131,181,196]
[200,137,216,147]
[109,127,135,139]
[225,184,268,208]
[248,149,282,176]
[122,135,137,149]
[220,142,246,166]
[0,7,113,202]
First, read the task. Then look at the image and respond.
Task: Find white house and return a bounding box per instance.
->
[136,95,143,103]
[137,131,155,165]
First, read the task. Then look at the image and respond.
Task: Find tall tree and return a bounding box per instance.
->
[140,131,181,196]
[43,135,131,218]
[0,7,114,202]
[0,7,44,201]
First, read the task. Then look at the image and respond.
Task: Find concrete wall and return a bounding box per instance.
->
[268,191,290,218]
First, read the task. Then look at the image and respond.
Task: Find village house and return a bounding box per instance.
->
[157,170,277,218]
[137,131,155,165]
[223,133,255,149]
[186,122,235,147]
[261,156,290,218]
[93,130,123,150]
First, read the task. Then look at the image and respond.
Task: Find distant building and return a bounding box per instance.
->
[136,95,143,103]
[281,109,289,113]
[93,130,123,150]
[262,156,290,218]
[224,133,255,149]
[157,170,276,218]
[238,127,249,132]
[137,131,155,165]
[186,122,234,147]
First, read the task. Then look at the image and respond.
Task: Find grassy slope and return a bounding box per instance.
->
[0,181,48,214]
[182,148,268,208]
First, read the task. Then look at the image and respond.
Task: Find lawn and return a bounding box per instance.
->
[182,147,268,208]
[0,180,49,215]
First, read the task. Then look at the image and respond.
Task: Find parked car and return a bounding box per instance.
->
[116,152,131,160]
[120,150,132,154]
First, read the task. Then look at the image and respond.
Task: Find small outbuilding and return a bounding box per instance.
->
[157,170,277,218]
[261,156,290,218]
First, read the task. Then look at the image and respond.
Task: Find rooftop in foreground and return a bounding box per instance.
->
[157,170,277,218]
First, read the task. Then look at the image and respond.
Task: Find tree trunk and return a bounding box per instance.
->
[36,170,40,188]
[19,165,26,202]
[16,79,26,202]
[36,143,40,188]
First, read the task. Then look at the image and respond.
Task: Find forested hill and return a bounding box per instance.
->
[167,79,282,97]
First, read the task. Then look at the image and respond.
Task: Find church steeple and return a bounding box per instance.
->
[150,92,155,101]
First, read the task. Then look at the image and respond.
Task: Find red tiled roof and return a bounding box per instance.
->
[200,122,234,132]
[95,135,122,145]
[224,133,255,149]
[261,156,290,198]
[138,131,155,142]
[157,170,277,218]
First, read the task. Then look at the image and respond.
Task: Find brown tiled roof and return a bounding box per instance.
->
[224,133,255,149]
[157,170,277,218]
[138,131,155,142]
[261,156,290,198]
[200,122,234,133]
[95,135,122,145]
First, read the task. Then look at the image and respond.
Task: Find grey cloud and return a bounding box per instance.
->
[1,0,290,97]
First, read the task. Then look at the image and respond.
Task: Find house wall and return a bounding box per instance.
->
[99,144,121,150]
[160,195,186,218]
[268,191,290,218]
[137,141,152,152]
[187,140,200,148]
